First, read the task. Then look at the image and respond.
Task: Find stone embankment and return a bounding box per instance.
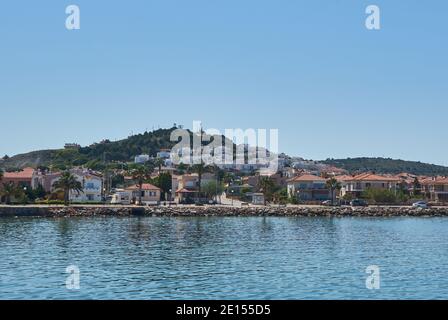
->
[1,205,448,218]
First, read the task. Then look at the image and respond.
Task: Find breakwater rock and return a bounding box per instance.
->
[1,205,448,218]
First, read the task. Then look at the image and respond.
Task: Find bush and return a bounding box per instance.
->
[35,200,65,205]
[362,188,397,204]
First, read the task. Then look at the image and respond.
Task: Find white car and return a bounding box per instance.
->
[412,201,428,209]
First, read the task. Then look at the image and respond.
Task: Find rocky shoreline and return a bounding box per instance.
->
[1,205,448,218]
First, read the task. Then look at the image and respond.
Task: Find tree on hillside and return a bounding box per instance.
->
[326,177,342,205]
[52,171,83,206]
[128,164,154,205]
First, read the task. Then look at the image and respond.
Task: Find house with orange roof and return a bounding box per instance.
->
[287,174,330,202]
[338,173,400,198]
[1,167,38,189]
[420,177,448,202]
[125,183,161,204]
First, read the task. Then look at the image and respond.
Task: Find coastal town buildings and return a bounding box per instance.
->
[68,169,103,203]
[287,174,331,202]
[421,177,448,202]
[125,183,161,205]
[134,154,151,164]
[338,173,400,198]
[0,167,39,189]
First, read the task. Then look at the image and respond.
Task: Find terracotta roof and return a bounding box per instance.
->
[3,167,35,179]
[421,177,448,185]
[345,173,400,182]
[335,175,354,182]
[289,174,326,182]
[125,183,160,191]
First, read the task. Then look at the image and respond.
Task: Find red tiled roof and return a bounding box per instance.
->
[340,173,400,182]
[125,183,160,191]
[421,177,448,185]
[3,167,35,179]
[289,174,326,182]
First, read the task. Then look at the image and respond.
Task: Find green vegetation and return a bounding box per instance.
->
[258,176,275,205]
[0,182,25,204]
[323,157,448,176]
[151,172,172,201]
[52,171,84,206]
[362,188,398,204]
[202,180,225,201]
[128,164,154,205]
[326,177,342,205]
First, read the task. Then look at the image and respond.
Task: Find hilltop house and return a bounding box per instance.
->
[287,174,330,202]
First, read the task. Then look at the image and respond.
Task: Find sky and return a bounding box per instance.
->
[1,0,447,165]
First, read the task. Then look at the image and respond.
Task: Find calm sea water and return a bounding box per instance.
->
[0,216,447,300]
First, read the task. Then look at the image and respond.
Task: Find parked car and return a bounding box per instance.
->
[412,201,428,209]
[350,199,368,207]
[322,200,332,206]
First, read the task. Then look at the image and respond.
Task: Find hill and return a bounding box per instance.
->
[322,157,448,176]
[0,127,179,170]
[0,127,234,171]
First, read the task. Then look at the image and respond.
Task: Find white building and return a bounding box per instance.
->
[134,154,150,164]
[156,149,171,159]
[69,169,103,202]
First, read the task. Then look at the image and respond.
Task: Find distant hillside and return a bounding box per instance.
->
[322,157,448,176]
[0,127,234,171]
[0,128,179,170]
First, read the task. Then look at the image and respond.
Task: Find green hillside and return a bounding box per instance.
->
[322,157,448,176]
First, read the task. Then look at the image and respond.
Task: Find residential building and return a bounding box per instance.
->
[1,167,38,189]
[134,154,150,164]
[421,177,448,202]
[68,169,103,203]
[287,174,330,201]
[125,183,161,204]
[156,149,171,159]
[36,171,62,193]
[339,173,400,198]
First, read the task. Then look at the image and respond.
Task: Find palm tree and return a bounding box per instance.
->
[259,176,275,206]
[129,164,154,205]
[326,177,342,205]
[52,171,83,206]
[191,163,206,201]
[1,182,24,205]
[154,157,164,174]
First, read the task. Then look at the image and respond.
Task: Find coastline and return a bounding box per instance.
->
[1,205,448,218]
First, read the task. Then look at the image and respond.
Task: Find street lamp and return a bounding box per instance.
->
[231,190,234,207]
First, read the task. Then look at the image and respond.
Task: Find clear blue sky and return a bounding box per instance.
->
[1,1,447,165]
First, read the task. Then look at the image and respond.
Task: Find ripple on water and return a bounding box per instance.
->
[1,216,448,299]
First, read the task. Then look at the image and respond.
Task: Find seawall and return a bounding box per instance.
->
[1,205,448,218]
